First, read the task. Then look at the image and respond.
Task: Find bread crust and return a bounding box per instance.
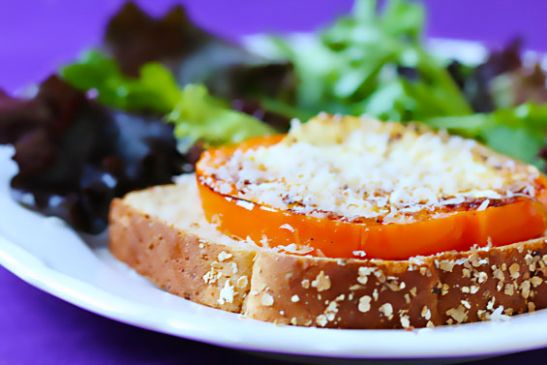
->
[245,239,547,328]
[109,198,256,313]
[109,185,547,329]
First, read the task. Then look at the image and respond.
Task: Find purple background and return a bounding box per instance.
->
[1,0,546,94]
[1,1,547,364]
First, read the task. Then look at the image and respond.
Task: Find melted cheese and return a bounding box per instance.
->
[203,114,539,222]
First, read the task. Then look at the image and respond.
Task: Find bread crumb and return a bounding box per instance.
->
[217,281,234,305]
[379,303,393,320]
[474,271,488,284]
[316,314,328,327]
[311,271,331,292]
[509,263,520,279]
[301,279,310,289]
[525,253,537,271]
[261,293,274,306]
[437,260,455,272]
[203,266,221,285]
[358,295,372,313]
[325,301,339,321]
[446,306,467,323]
[217,251,233,262]
[357,266,375,285]
[391,279,406,292]
[441,283,450,296]
[421,306,431,320]
[409,256,425,267]
[291,294,300,303]
[462,268,471,278]
[531,276,543,287]
[372,288,379,301]
[520,280,531,299]
[400,313,411,329]
[492,266,504,281]
[469,253,488,267]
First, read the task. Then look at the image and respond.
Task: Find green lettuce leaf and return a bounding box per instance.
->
[265,0,472,121]
[167,84,274,149]
[61,50,181,114]
[61,51,273,147]
[427,103,547,169]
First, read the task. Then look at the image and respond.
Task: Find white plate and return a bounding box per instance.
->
[0,37,546,362]
[1,145,547,363]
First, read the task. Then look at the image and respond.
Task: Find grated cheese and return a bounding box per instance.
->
[201,115,539,222]
[217,280,234,305]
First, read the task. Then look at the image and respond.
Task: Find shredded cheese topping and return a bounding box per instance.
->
[201,114,540,222]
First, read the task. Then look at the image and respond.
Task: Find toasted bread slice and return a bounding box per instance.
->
[109,176,547,329]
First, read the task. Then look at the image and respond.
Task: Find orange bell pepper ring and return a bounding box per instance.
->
[196,136,547,260]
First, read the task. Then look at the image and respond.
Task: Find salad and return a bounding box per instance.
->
[0,0,545,234]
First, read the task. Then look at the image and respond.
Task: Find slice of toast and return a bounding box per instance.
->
[109,175,547,329]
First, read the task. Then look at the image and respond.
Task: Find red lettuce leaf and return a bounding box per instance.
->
[1,76,189,233]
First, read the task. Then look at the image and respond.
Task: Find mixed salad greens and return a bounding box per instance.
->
[259,0,546,168]
[61,50,274,148]
[0,0,545,233]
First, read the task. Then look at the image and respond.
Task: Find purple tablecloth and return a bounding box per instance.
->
[1,1,546,364]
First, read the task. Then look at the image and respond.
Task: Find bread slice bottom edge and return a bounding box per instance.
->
[108,176,547,329]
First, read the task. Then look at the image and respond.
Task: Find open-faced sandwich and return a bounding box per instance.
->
[109,114,547,329]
